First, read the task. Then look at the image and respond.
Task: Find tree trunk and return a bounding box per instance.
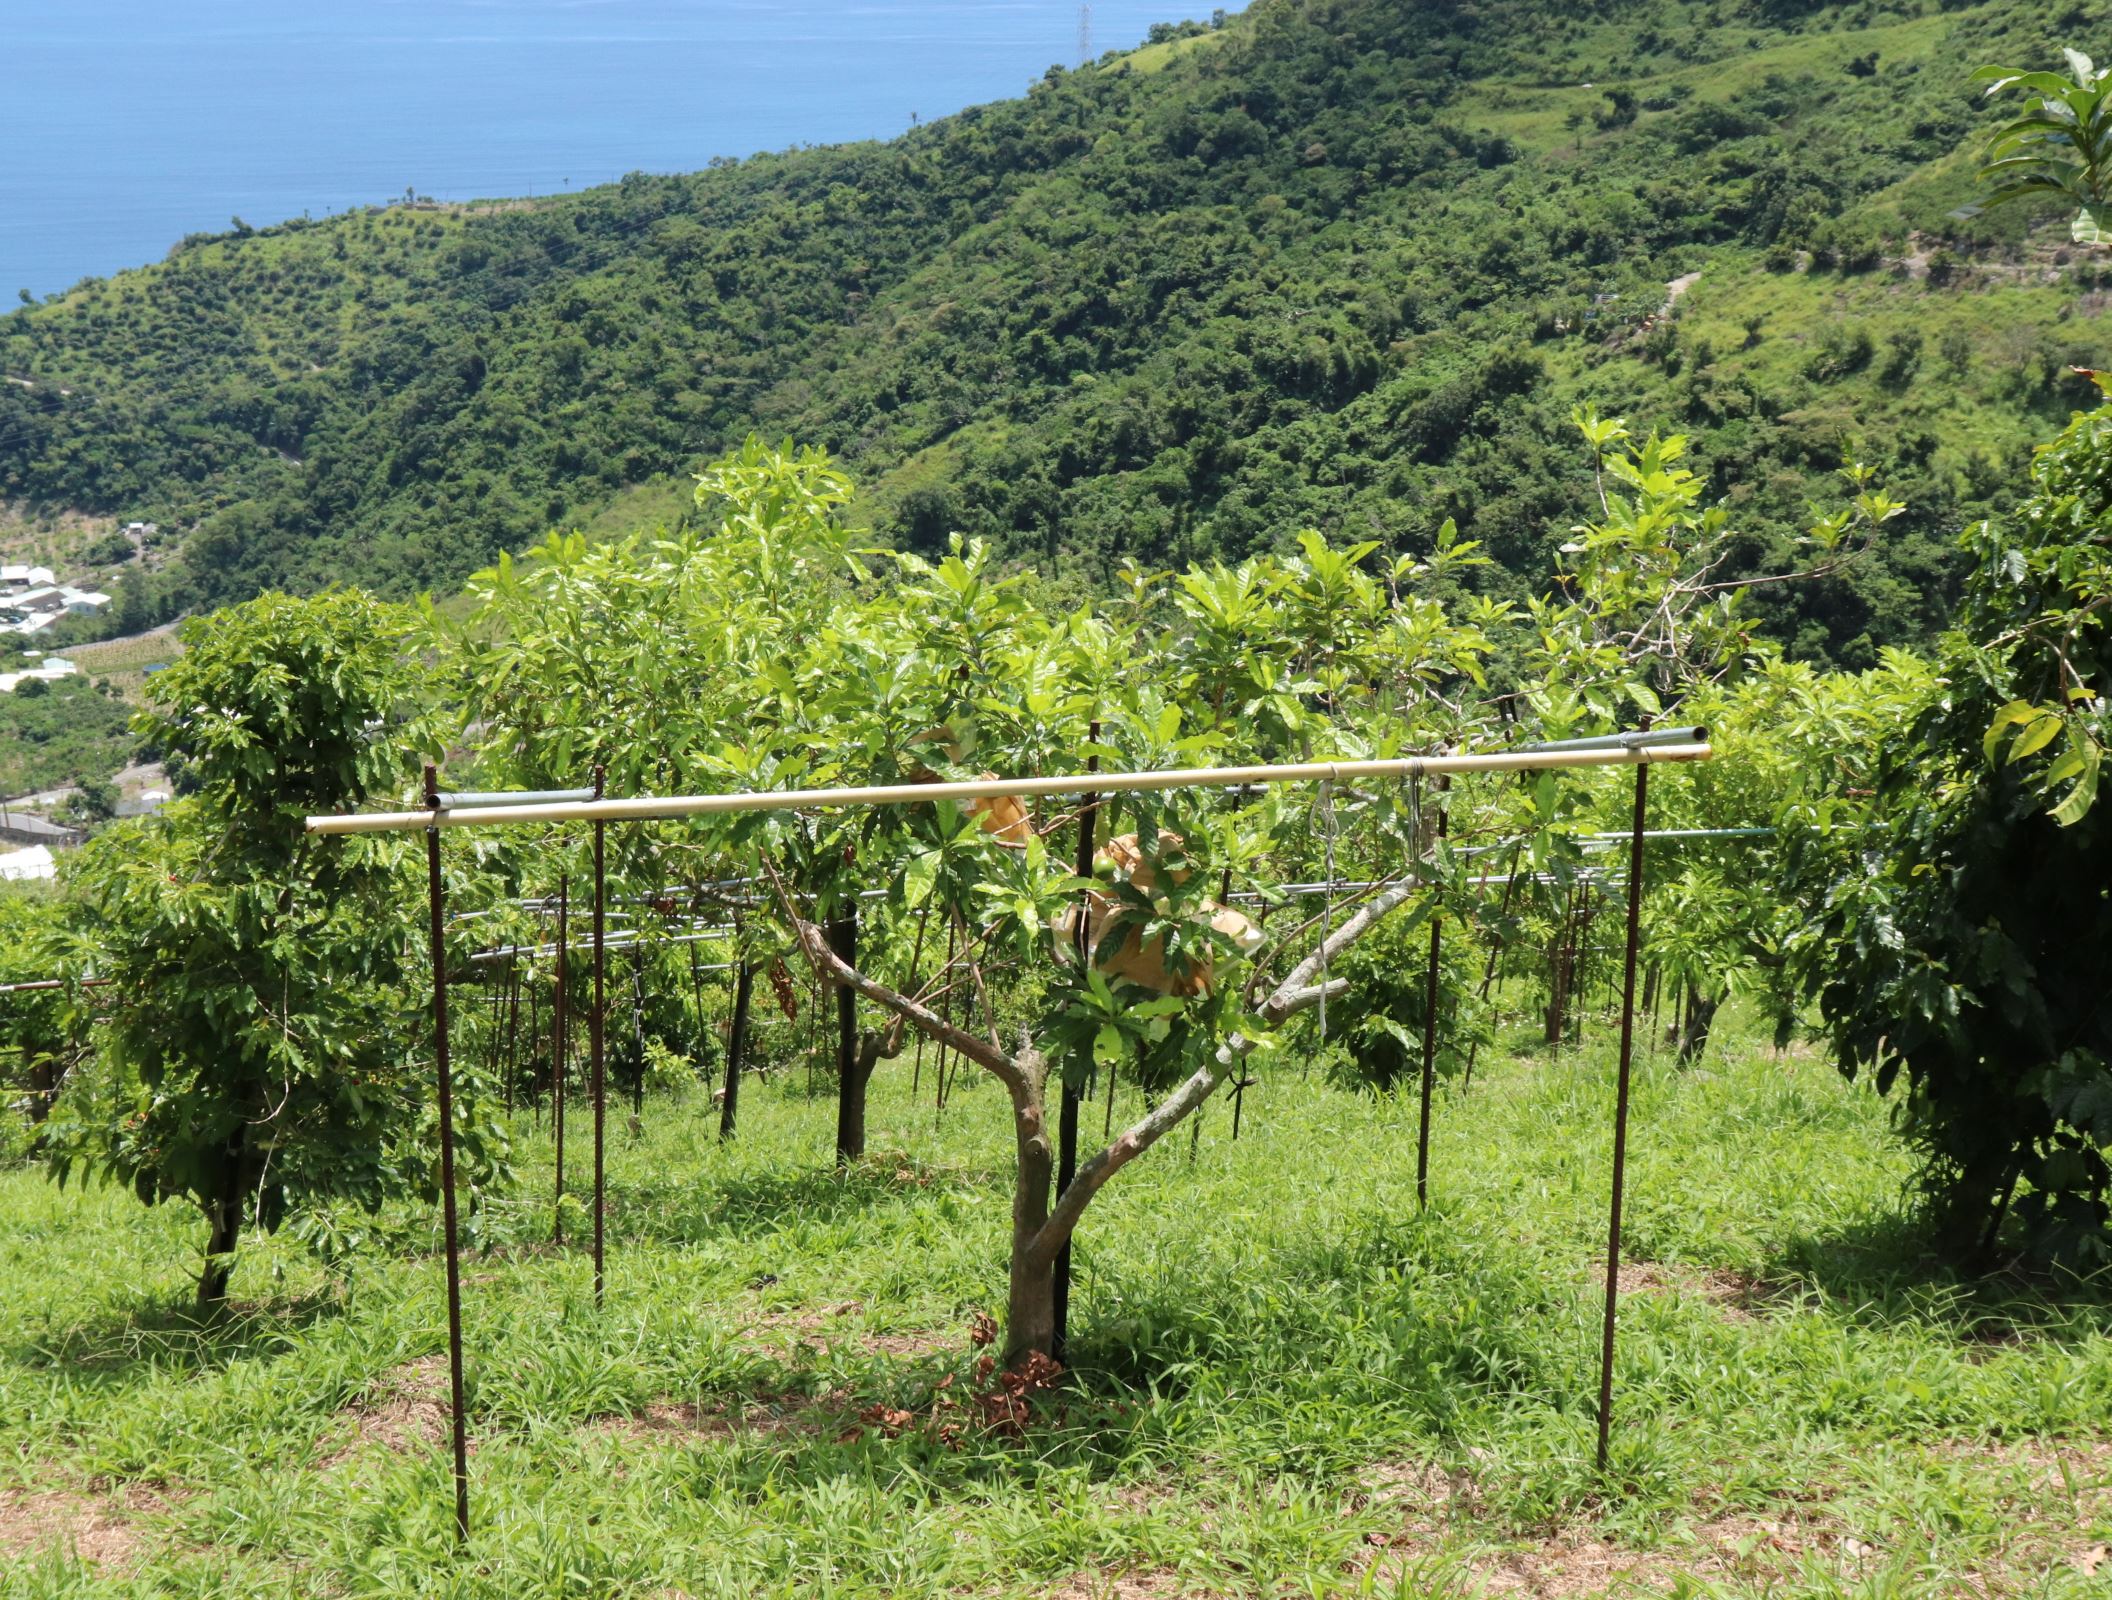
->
[1003,1073,1058,1367]
[1677,987,1720,1063]
[197,1137,247,1309]
[25,1054,55,1125]
[719,960,753,1141]
[1006,1247,1058,1366]
[1543,923,1573,1045]
[830,914,864,1164]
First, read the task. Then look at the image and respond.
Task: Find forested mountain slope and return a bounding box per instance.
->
[1,0,2105,663]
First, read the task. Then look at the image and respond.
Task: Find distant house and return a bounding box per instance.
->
[0,812,82,849]
[0,564,56,590]
[0,583,111,636]
[0,655,78,693]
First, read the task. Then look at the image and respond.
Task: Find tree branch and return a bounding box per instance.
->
[757,857,1021,1084]
[1026,925,1388,1267]
[1271,872,1425,1005]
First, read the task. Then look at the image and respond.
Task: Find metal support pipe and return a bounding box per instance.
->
[421,764,471,1543]
[469,925,736,965]
[1416,778,1448,1210]
[590,766,607,1307]
[1597,743,1652,1474]
[1519,726,1706,755]
[433,787,597,808]
[307,741,1714,836]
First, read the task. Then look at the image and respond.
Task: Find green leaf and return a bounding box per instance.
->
[902,851,939,909]
[1983,700,2041,763]
[2006,711,2063,763]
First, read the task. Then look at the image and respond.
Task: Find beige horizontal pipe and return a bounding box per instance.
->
[306,742,1712,836]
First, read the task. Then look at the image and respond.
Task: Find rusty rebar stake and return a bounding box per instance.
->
[1597,744,1651,1475]
[422,763,471,1542]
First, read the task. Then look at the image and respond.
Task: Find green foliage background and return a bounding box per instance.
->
[3,0,2108,666]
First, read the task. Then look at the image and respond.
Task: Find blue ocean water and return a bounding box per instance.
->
[2,0,1234,299]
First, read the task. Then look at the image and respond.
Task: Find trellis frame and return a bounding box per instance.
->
[308,726,1712,1538]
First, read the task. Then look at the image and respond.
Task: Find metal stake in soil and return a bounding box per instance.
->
[421,764,471,1543]
[591,766,607,1307]
[1053,723,1100,1368]
[1416,778,1449,1210]
[1597,745,1651,1475]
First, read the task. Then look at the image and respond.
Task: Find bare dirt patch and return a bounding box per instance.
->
[583,1393,853,1446]
[1043,1567,1190,1598]
[0,1481,162,1569]
[316,1354,452,1468]
[1588,1259,1781,1321]
[736,1298,967,1360]
[1354,1434,2112,1597]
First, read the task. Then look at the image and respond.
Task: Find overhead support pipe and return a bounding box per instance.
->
[432,788,597,809]
[308,741,1713,836]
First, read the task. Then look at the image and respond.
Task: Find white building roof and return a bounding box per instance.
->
[0,844,57,882]
[0,565,55,587]
[0,658,78,693]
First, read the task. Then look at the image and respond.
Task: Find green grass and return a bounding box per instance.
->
[3,1015,2108,1597]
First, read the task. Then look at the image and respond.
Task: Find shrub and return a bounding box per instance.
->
[1787,397,2112,1264]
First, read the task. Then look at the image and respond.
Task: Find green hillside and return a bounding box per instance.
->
[1,0,2105,664]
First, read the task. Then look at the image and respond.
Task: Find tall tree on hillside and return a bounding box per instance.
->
[44,593,483,1306]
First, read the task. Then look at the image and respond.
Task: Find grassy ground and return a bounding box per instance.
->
[2,1016,2108,1598]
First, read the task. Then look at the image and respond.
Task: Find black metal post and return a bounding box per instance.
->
[421,765,471,1543]
[1053,723,1100,1368]
[1416,778,1448,1210]
[591,766,607,1307]
[1597,749,1650,1475]
[553,874,568,1245]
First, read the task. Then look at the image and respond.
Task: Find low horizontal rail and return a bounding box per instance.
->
[308,741,1714,836]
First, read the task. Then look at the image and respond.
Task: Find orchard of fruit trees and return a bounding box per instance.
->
[6,381,2112,1367]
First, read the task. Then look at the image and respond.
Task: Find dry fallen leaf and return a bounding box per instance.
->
[2074,1543,2108,1575]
